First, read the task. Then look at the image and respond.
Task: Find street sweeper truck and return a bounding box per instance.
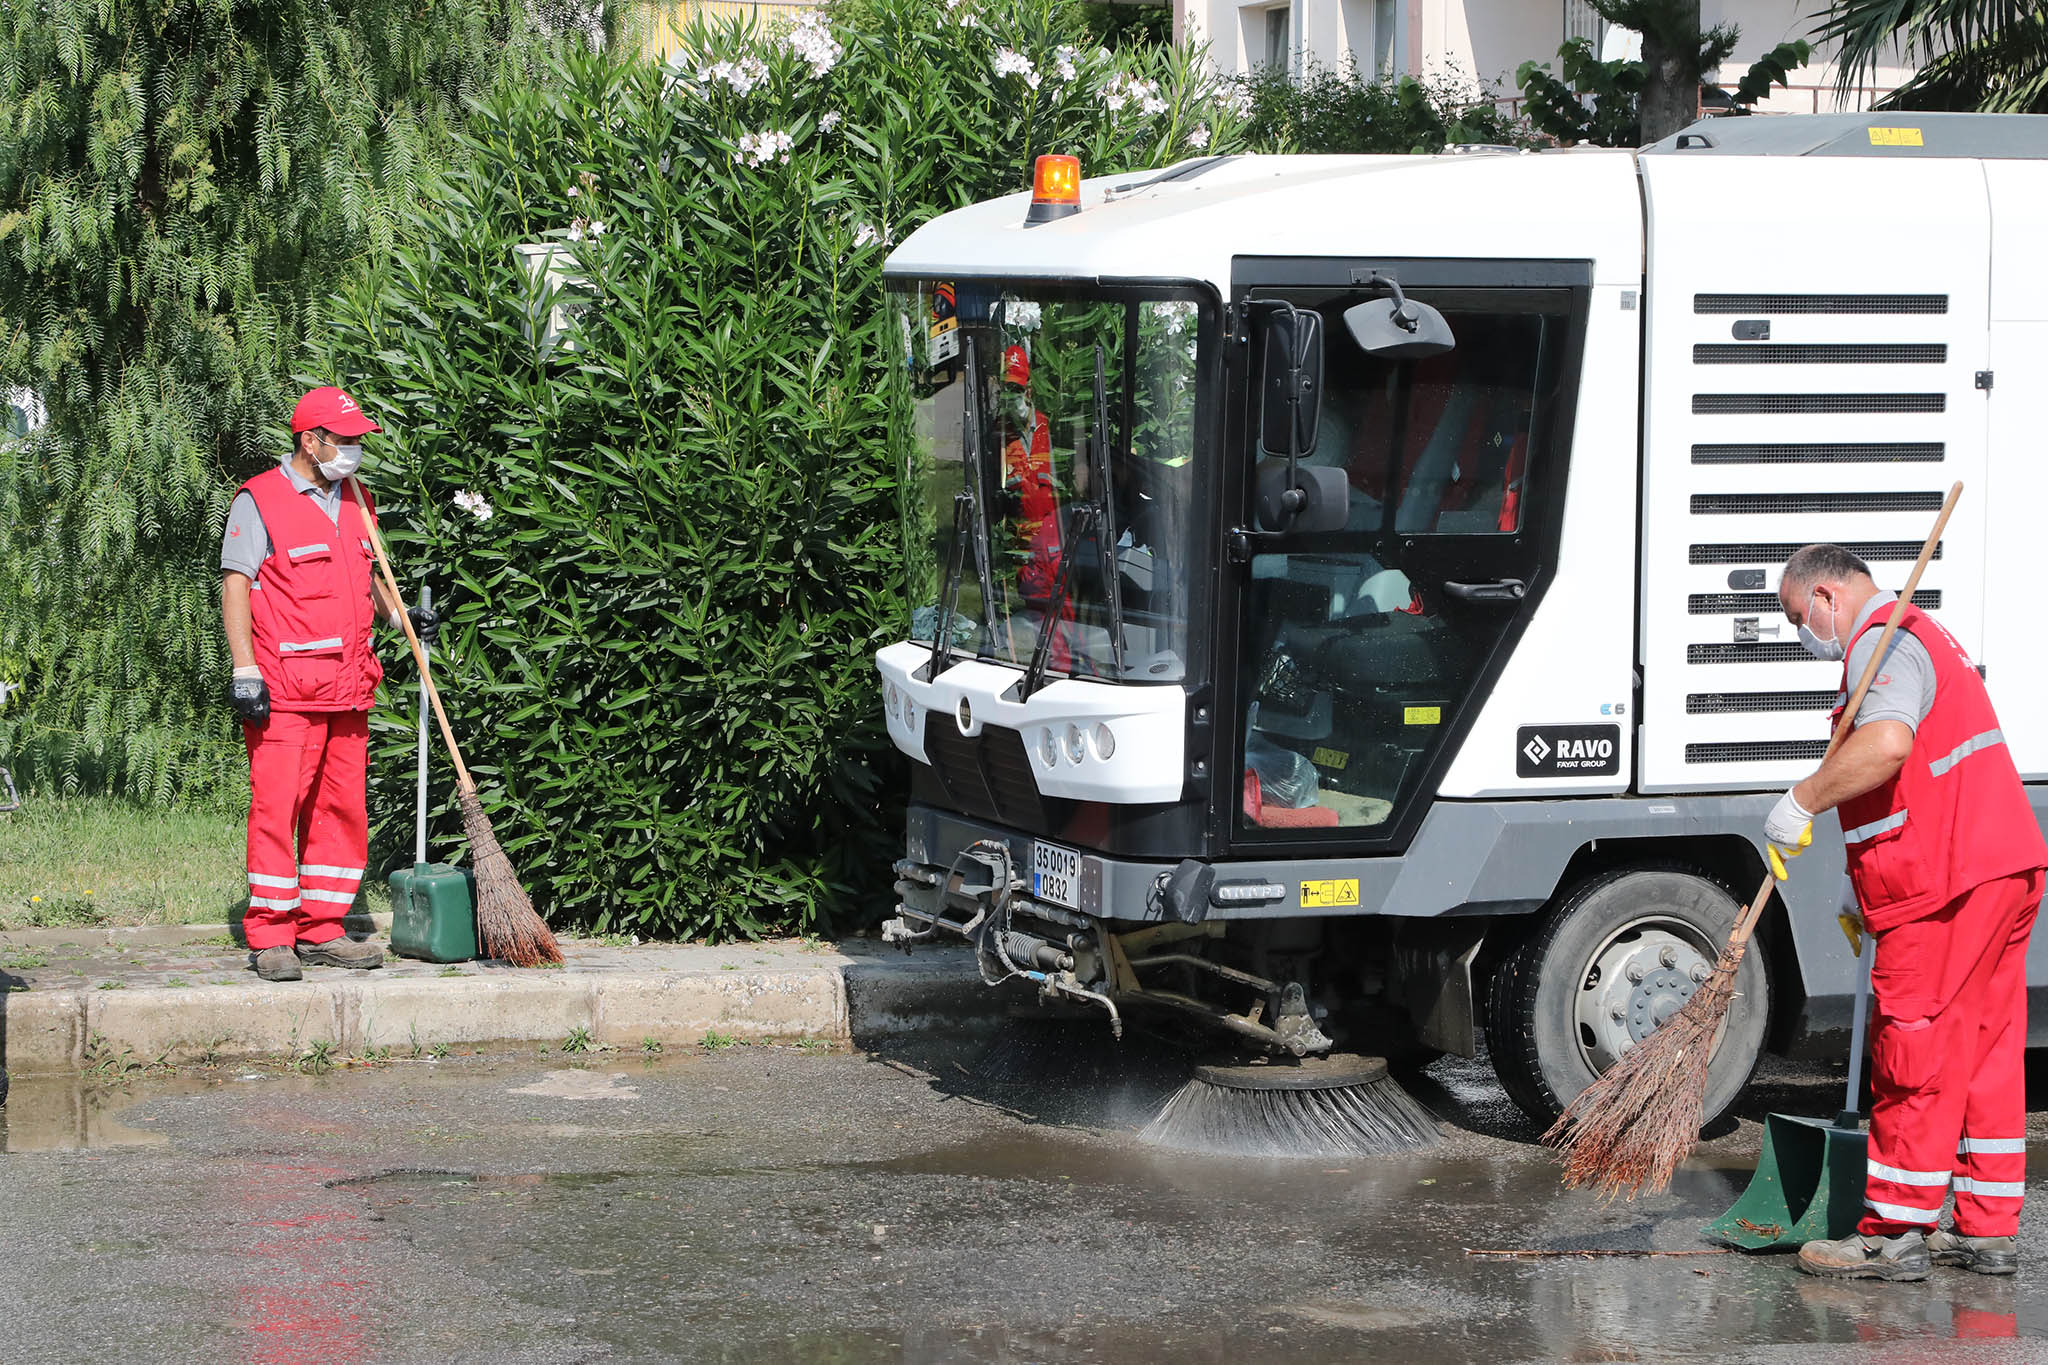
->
[875,112,2048,1127]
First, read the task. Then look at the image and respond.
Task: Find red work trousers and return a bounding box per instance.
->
[1860,867,2042,1239]
[242,710,371,952]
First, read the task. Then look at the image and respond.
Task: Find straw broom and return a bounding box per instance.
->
[346,477,563,967]
[1544,481,1962,1198]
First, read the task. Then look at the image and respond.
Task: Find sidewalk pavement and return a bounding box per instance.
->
[0,919,1010,1076]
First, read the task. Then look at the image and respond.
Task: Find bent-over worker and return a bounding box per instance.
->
[220,387,438,982]
[1764,544,2045,1281]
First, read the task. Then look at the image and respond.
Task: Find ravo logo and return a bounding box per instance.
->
[1516,724,1622,778]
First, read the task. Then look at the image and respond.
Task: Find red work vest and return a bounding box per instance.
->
[240,467,384,713]
[1832,602,2045,931]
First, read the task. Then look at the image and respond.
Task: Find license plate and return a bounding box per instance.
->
[1031,841,1082,909]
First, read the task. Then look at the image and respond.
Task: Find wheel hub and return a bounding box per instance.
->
[1575,922,1714,1074]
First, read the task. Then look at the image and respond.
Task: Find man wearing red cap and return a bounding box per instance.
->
[219,387,437,982]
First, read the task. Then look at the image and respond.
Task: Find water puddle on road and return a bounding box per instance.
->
[0,1070,230,1153]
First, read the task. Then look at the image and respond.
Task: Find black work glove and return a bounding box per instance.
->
[229,667,271,724]
[406,603,441,644]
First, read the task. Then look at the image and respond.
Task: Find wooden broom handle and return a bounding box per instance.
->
[1724,480,1964,955]
[346,476,475,793]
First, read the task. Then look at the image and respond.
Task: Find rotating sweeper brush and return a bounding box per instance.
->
[1140,1054,1442,1158]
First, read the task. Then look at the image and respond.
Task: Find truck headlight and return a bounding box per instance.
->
[1091,723,1116,761]
[1065,723,1086,763]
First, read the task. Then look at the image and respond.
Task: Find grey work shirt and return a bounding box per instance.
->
[1843,590,1937,731]
[220,464,346,582]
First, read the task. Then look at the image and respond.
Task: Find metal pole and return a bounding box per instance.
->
[416,584,431,869]
[1840,935,1872,1127]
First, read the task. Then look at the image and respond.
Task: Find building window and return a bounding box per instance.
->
[1265,4,1290,70]
[1563,0,1604,45]
[1371,0,1396,73]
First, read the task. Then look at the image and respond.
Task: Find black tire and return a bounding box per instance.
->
[1485,866,1770,1128]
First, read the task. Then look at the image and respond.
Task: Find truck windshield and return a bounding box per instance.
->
[888,281,1210,683]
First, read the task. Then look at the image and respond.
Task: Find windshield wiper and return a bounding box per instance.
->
[929,337,1006,678]
[1022,346,1126,698]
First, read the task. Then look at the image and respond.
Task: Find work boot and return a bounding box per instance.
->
[297,937,385,970]
[1928,1229,2019,1276]
[253,946,303,982]
[1797,1230,1931,1282]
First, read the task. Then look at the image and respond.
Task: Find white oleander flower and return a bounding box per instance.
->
[590,220,607,236]
[819,110,843,133]
[783,16,843,78]
[737,129,796,167]
[994,48,1036,84]
[852,221,880,249]
[453,490,494,521]
[1187,122,1211,149]
[566,224,585,242]
[1053,45,1079,82]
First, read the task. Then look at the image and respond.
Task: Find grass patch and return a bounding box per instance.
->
[0,794,391,929]
[0,795,244,926]
[1,949,49,971]
[699,1028,739,1052]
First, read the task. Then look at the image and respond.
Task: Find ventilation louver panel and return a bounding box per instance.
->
[1693,294,1949,315]
[1687,691,1839,714]
[1689,590,1939,614]
[1692,443,1943,465]
[1690,491,1946,516]
[1694,393,1946,414]
[1688,642,1817,664]
[1693,344,1946,365]
[1686,740,1832,764]
[1689,540,1942,565]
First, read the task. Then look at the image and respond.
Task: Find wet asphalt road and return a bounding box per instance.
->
[3,1029,2048,1364]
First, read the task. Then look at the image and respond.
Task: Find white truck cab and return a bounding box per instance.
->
[877,113,2048,1124]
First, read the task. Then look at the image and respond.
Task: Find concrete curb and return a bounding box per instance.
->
[0,941,1010,1075]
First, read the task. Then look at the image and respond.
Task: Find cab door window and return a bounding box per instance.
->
[1237,293,1567,839]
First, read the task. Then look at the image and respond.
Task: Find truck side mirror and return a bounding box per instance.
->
[1256,459,1349,534]
[1343,275,1456,359]
[1260,308,1323,458]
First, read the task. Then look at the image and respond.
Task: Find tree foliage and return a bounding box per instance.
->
[1517,23,1811,147]
[1817,0,2048,113]
[0,0,586,801]
[322,0,1250,938]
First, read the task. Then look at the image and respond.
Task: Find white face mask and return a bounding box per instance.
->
[317,443,364,481]
[1798,589,1846,662]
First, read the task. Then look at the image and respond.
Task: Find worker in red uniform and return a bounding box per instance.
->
[220,387,437,982]
[998,344,1056,545]
[1765,544,2046,1280]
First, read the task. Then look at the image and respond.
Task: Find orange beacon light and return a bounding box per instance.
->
[1026,154,1082,224]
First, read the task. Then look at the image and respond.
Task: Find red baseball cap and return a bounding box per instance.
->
[291,386,382,437]
[1002,345,1030,388]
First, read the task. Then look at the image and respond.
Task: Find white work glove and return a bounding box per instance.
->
[1837,874,1867,957]
[1764,789,1814,881]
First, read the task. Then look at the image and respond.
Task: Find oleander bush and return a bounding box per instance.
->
[1231,60,1528,154]
[329,0,1250,938]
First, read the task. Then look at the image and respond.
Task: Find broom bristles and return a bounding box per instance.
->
[1542,952,1742,1200]
[460,786,563,968]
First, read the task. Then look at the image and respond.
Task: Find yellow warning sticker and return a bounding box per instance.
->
[1404,706,1443,726]
[1301,878,1361,909]
[1868,127,1923,147]
[1312,746,1349,770]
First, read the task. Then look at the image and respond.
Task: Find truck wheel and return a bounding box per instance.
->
[1485,867,1769,1129]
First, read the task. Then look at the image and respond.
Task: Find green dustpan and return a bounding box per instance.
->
[1706,925,1871,1251]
